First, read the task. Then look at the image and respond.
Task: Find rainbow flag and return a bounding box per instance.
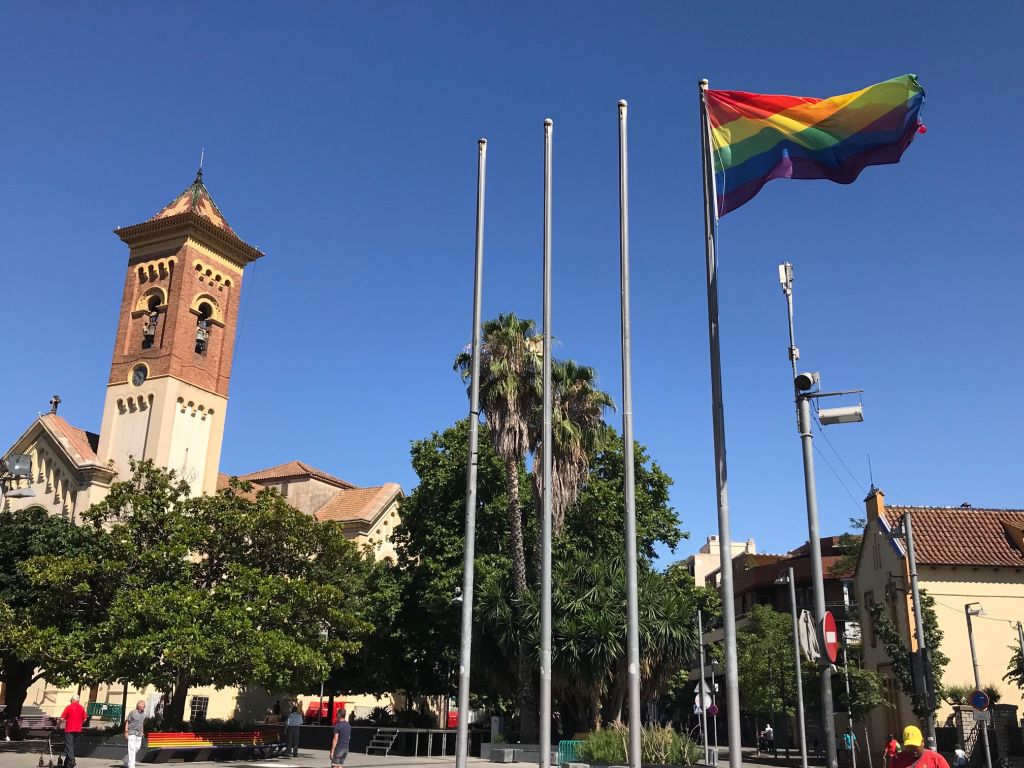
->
[706,74,925,215]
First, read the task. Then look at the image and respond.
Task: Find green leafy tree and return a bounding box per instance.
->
[867,592,948,718]
[1004,643,1024,694]
[737,605,796,723]
[830,517,866,577]
[81,461,370,724]
[0,507,106,718]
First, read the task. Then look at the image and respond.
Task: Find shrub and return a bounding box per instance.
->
[577,722,702,766]
[983,685,1002,705]
[370,706,394,725]
[943,685,971,705]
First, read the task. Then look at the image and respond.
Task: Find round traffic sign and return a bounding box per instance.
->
[970,689,990,711]
[707,704,719,717]
[821,612,839,663]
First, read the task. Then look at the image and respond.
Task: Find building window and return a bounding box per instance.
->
[189,696,209,721]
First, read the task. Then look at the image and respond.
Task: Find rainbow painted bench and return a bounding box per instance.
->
[143,731,284,763]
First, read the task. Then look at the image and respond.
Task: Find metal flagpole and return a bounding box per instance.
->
[539,117,554,768]
[698,78,743,768]
[455,138,487,768]
[618,98,642,768]
[698,610,711,765]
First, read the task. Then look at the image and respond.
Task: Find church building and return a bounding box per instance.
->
[1,172,402,719]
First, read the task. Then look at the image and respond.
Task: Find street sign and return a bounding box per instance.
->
[821,611,839,663]
[707,704,719,717]
[973,710,991,722]
[970,689,991,711]
[694,692,712,710]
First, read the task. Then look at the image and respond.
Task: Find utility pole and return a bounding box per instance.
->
[842,646,857,768]
[902,512,936,748]
[780,263,839,768]
[779,567,809,768]
[698,610,710,766]
[965,604,994,768]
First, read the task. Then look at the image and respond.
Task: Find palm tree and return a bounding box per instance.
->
[532,359,614,535]
[455,312,541,738]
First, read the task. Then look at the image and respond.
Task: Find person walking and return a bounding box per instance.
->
[892,726,950,768]
[331,708,351,768]
[953,744,968,768]
[59,694,87,768]
[764,723,775,756]
[883,734,901,768]
[285,705,303,757]
[125,699,146,768]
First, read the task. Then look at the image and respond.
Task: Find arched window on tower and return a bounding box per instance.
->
[142,295,160,349]
[195,301,213,354]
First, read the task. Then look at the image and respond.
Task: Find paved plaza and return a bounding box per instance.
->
[0,748,493,768]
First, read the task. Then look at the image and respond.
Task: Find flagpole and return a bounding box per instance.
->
[539,117,554,768]
[618,99,642,768]
[455,137,487,768]
[699,78,742,768]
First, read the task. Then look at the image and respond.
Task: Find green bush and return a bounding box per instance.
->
[577,722,702,766]
[943,684,971,705]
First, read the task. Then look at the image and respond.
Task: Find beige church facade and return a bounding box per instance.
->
[854,489,1024,751]
[1,173,402,722]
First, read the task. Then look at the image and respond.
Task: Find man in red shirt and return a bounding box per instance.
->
[892,726,950,768]
[883,734,901,768]
[60,694,87,768]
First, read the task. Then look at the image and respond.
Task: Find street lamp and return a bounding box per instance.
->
[775,568,808,768]
[965,603,993,768]
[780,262,865,768]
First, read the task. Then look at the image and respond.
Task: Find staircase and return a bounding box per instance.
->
[366,727,399,756]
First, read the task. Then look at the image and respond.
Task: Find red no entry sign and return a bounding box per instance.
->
[821,611,839,663]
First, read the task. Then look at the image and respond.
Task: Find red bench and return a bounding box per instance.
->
[144,731,285,762]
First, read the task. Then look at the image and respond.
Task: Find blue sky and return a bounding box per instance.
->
[3,3,1022,564]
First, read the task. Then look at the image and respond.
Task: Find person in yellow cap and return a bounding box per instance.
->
[892,726,950,768]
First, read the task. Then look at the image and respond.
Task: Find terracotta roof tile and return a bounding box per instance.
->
[151,170,236,236]
[237,460,356,489]
[40,414,99,463]
[216,472,263,501]
[315,483,402,524]
[883,505,1024,567]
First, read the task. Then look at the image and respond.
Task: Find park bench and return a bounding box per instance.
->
[12,715,61,738]
[143,731,285,763]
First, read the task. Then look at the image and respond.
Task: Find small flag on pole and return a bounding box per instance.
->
[707,74,925,215]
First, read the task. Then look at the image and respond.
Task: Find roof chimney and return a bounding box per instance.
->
[864,486,885,523]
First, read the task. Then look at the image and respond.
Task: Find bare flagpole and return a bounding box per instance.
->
[539,117,554,768]
[699,78,743,768]
[455,138,487,768]
[618,99,643,768]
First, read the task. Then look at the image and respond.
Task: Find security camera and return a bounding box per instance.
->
[794,371,820,391]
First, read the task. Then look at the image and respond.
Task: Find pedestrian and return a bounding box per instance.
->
[125,699,146,768]
[331,708,351,768]
[285,706,303,757]
[764,723,775,756]
[883,734,900,768]
[891,726,950,768]
[843,728,858,757]
[953,744,968,768]
[59,694,87,768]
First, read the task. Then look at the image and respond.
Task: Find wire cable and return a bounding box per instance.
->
[812,409,868,495]
[812,441,864,515]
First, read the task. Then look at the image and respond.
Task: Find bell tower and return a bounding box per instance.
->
[97,171,263,495]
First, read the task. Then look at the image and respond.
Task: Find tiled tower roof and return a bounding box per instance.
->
[150,169,236,236]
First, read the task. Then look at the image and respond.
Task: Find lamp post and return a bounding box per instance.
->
[965,603,993,768]
[780,262,864,768]
[775,567,808,768]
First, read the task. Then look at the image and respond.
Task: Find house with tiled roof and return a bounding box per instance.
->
[0,172,402,722]
[854,488,1024,752]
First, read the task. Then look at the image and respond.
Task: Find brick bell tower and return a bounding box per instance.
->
[97,170,263,495]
